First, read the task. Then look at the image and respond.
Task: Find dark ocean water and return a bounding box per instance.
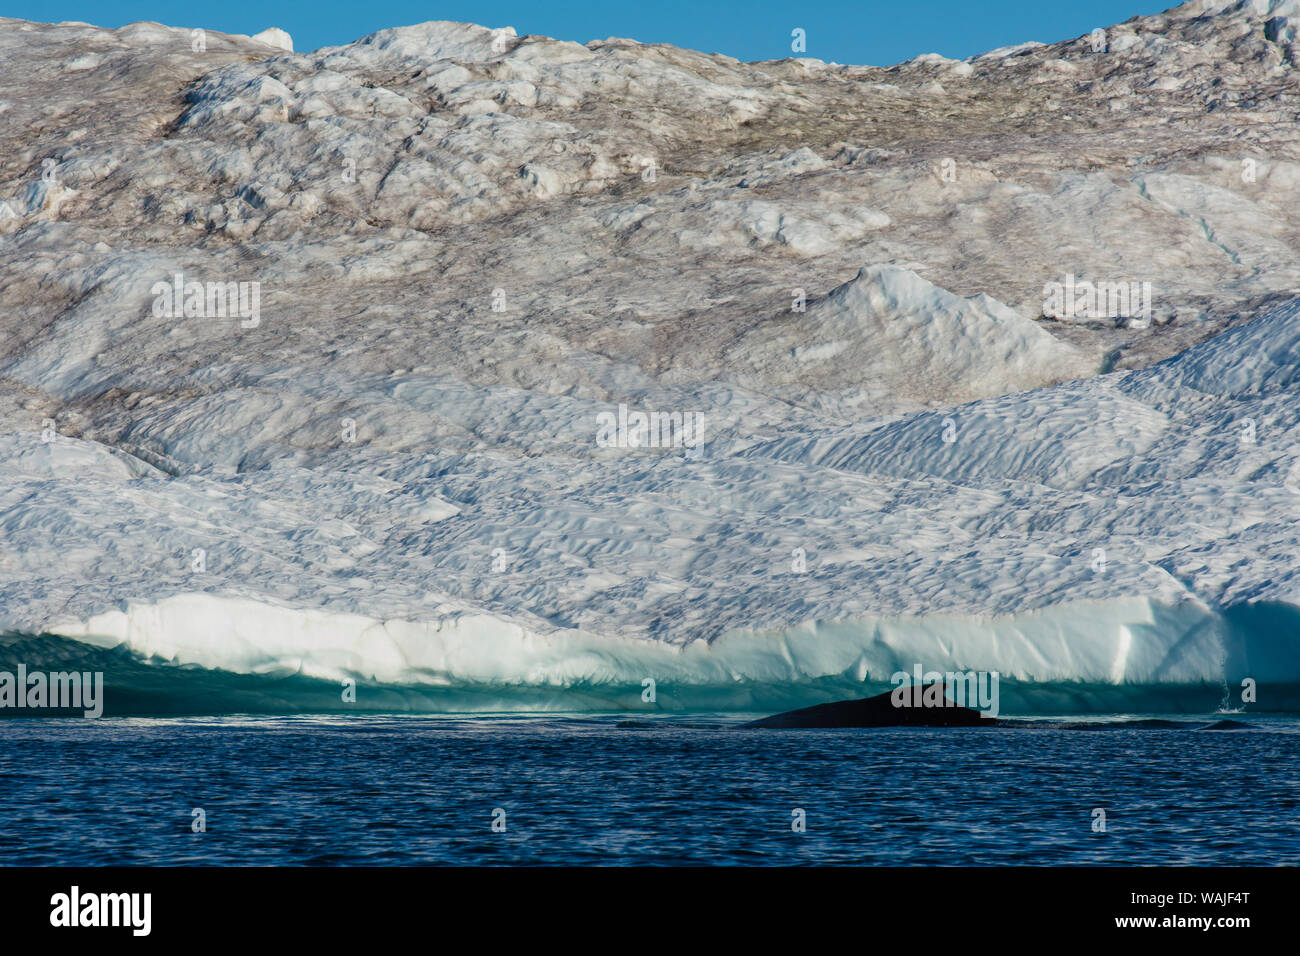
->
[2,713,1297,866]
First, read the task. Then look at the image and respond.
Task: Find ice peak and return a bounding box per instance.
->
[251,27,293,53]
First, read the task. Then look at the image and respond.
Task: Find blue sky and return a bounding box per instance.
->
[13,1,1174,63]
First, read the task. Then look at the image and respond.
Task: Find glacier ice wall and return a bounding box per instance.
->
[1,3,1300,709]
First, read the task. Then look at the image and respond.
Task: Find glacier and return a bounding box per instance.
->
[2,1,1300,711]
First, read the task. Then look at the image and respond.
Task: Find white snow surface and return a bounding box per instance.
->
[2,3,1300,701]
[251,28,293,54]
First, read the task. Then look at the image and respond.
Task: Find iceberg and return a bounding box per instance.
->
[1,2,1299,712]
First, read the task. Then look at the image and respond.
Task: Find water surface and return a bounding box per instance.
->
[2,713,1295,865]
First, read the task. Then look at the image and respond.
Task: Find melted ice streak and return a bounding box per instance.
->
[2,3,1300,689]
